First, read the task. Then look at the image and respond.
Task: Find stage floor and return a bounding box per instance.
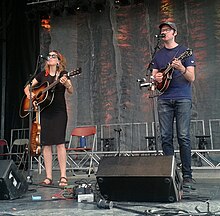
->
[1,169,220,216]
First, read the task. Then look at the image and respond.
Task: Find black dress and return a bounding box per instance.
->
[35,70,68,146]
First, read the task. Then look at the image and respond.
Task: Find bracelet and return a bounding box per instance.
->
[182,68,187,75]
[66,85,72,89]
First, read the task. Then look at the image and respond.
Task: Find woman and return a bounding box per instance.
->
[24,50,73,187]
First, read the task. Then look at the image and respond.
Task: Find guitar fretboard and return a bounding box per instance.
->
[41,69,81,94]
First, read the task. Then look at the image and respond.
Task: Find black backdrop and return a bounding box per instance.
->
[1,0,220,150]
[0,0,39,143]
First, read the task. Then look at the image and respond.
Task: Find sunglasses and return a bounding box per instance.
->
[47,54,58,60]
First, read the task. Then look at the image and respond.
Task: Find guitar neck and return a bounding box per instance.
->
[163,53,186,75]
[42,79,60,94]
[40,69,81,94]
[163,64,173,75]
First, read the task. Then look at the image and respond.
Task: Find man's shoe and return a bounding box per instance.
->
[183,177,196,190]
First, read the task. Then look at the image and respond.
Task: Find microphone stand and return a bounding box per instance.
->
[146,37,161,76]
[25,55,42,184]
[149,81,160,155]
[26,81,33,184]
[140,36,162,155]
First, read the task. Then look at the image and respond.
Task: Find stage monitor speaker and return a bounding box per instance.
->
[96,155,181,202]
[0,160,28,200]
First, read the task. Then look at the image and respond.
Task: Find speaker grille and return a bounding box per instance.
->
[0,160,28,200]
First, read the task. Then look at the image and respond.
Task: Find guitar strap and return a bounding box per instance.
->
[171,44,183,62]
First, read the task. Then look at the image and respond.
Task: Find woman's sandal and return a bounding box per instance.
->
[39,177,53,186]
[59,177,68,188]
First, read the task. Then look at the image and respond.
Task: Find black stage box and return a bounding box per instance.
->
[96,155,181,202]
[0,160,28,200]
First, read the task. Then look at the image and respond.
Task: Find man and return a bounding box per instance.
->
[152,22,196,186]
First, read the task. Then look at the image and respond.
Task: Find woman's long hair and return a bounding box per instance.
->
[44,50,67,76]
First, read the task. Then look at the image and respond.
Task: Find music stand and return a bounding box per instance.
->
[145,136,155,151]
[114,128,122,156]
[101,138,115,152]
[193,135,210,167]
[195,135,210,150]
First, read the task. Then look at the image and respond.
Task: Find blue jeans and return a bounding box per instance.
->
[157,99,192,179]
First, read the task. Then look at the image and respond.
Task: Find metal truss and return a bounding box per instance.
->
[27,0,59,5]
[11,123,220,174]
[91,149,220,169]
[44,149,220,173]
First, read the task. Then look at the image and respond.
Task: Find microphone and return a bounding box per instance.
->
[140,82,153,88]
[137,78,147,82]
[155,33,166,38]
[97,199,113,209]
[39,55,49,61]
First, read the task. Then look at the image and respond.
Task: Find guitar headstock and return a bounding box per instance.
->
[68,67,82,77]
[178,49,193,61]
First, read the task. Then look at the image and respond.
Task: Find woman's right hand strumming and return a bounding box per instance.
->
[24,85,36,99]
[24,78,38,99]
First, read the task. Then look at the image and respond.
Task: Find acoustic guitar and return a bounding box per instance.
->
[156,49,193,93]
[20,68,81,118]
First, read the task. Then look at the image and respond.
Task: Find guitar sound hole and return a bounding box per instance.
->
[36,92,42,99]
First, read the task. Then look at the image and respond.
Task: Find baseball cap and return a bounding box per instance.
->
[159,22,177,31]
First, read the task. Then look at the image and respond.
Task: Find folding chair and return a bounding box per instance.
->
[0,139,10,159]
[66,126,100,176]
[10,138,29,169]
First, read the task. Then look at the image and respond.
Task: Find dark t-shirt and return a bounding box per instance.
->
[35,70,67,112]
[152,45,196,100]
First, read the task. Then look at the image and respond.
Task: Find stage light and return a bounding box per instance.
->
[114,0,131,6]
[38,3,51,19]
[133,0,144,4]
[74,0,91,13]
[26,4,50,21]
[93,0,106,13]
[51,1,64,16]
[64,0,76,15]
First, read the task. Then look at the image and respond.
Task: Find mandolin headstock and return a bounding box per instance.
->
[178,49,193,61]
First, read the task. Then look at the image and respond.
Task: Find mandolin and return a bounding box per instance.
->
[156,49,193,93]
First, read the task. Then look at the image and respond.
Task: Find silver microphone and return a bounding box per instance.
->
[155,33,166,38]
[137,78,147,82]
[39,55,49,61]
[140,82,153,88]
